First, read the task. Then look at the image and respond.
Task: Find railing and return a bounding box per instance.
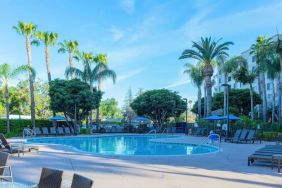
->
[161,128,168,134]
[147,129,157,135]
[23,128,34,138]
[195,134,221,149]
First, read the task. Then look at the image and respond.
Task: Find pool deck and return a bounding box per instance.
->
[8,134,282,188]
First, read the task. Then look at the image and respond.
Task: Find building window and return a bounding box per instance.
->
[219,70,222,75]
[252,56,256,62]
[252,67,256,72]
[268,94,272,99]
[219,78,221,84]
[228,76,231,82]
[233,83,236,89]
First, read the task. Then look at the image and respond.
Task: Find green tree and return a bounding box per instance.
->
[179,37,233,116]
[49,79,101,125]
[191,89,261,118]
[233,58,257,120]
[93,54,116,123]
[250,36,273,121]
[122,88,135,124]
[0,63,33,132]
[35,31,58,82]
[266,54,280,123]
[183,63,204,119]
[276,35,282,124]
[13,21,38,129]
[99,98,122,119]
[131,89,186,127]
[58,40,79,79]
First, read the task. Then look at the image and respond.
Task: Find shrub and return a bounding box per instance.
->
[257,131,279,141]
[80,128,91,134]
[0,119,51,136]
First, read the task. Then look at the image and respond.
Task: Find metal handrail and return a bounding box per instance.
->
[147,129,156,134]
[161,128,168,134]
[195,134,221,149]
[23,128,34,138]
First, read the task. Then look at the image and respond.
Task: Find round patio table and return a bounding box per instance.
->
[0,182,32,188]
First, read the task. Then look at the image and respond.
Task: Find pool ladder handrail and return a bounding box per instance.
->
[23,128,34,138]
[161,128,168,134]
[147,129,157,135]
[195,134,221,149]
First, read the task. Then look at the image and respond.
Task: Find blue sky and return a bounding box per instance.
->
[1,0,282,107]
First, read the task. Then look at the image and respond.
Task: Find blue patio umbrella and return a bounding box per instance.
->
[49,115,66,121]
[221,114,240,121]
[203,115,222,121]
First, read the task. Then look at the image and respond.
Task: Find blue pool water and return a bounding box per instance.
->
[27,135,218,156]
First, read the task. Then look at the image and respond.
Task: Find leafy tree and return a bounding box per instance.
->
[183,62,203,119]
[191,89,261,117]
[99,98,122,119]
[13,21,38,129]
[276,35,282,124]
[58,40,79,79]
[0,63,33,132]
[179,37,233,116]
[122,88,135,124]
[35,31,58,82]
[131,89,186,126]
[49,79,101,125]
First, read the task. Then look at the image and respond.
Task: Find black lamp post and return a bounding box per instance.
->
[183,98,188,125]
[222,83,230,137]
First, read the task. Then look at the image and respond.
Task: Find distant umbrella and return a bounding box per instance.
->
[203,115,222,121]
[132,117,151,123]
[49,115,66,121]
[221,114,240,121]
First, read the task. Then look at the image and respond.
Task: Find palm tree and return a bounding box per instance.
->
[183,63,204,119]
[93,54,116,123]
[221,56,245,115]
[250,36,273,122]
[13,21,37,129]
[266,54,280,123]
[35,31,58,82]
[179,37,233,116]
[58,40,79,79]
[233,57,256,120]
[0,63,35,133]
[276,35,282,125]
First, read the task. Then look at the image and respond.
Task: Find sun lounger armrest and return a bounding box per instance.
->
[0,165,13,181]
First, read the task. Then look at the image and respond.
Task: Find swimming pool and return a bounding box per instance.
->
[27,135,218,156]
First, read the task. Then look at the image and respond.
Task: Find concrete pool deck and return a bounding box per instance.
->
[8,135,282,188]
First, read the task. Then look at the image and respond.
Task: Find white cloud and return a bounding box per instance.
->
[111,26,125,42]
[120,0,135,14]
[164,79,190,89]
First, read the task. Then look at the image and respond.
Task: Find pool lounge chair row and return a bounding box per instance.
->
[248,145,282,172]
[34,127,74,136]
[225,129,261,143]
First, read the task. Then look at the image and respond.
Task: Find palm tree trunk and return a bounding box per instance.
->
[5,83,10,133]
[96,77,102,123]
[197,86,201,119]
[45,45,52,82]
[204,83,207,117]
[279,54,282,127]
[224,74,227,115]
[260,73,267,122]
[69,49,74,79]
[257,76,262,119]
[249,84,254,120]
[89,84,94,126]
[272,80,275,124]
[25,35,36,130]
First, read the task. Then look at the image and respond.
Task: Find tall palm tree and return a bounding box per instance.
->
[233,57,256,120]
[13,21,37,129]
[93,54,116,123]
[58,40,79,79]
[266,54,280,123]
[35,31,58,82]
[0,63,35,133]
[183,63,204,119]
[179,37,233,116]
[221,56,245,115]
[250,36,273,122]
[276,35,282,125]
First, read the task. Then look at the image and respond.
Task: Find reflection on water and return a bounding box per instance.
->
[28,135,218,156]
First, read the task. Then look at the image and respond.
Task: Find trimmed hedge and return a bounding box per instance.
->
[257,131,279,141]
[0,119,52,136]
